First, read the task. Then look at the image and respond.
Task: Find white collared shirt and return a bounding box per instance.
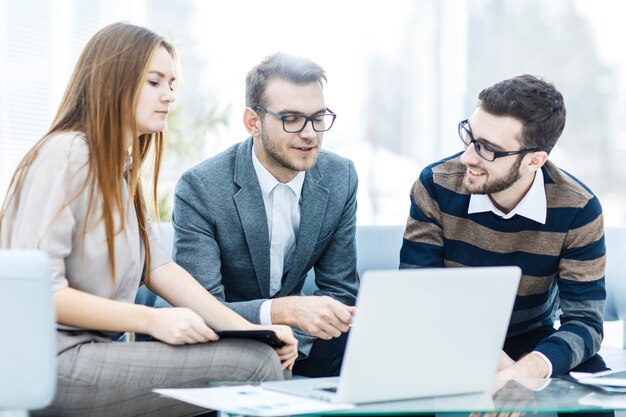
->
[468,168,547,224]
[467,167,553,376]
[252,149,305,324]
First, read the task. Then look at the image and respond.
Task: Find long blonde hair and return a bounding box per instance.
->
[1,22,175,285]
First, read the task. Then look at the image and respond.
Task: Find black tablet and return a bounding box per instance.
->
[216,330,285,348]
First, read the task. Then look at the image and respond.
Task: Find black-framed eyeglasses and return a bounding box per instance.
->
[254,105,337,133]
[458,119,552,162]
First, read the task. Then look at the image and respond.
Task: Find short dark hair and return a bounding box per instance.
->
[478,74,566,149]
[245,52,327,109]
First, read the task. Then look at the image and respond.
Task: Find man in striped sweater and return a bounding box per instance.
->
[400,75,607,380]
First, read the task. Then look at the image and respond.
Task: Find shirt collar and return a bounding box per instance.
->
[251,148,305,199]
[467,168,547,224]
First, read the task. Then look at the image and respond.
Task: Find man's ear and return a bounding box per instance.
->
[527,151,549,172]
[243,107,261,136]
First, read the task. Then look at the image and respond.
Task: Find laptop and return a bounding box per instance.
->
[263,266,521,404]
[0,250,57,409]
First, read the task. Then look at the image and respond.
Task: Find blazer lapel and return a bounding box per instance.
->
[280,165,329,295]
[233,138,271,298]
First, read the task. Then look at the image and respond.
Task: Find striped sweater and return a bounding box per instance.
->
[400,153,606,376]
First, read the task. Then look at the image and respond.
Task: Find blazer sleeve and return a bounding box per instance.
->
[172,169,266,323]
[311,159,359,305]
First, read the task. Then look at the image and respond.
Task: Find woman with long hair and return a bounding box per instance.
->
[0,22,297,416]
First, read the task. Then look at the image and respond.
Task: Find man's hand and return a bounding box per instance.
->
[147,307,219,345]
[470,379,540,417]
[257,324,299,370]
[497,352,550,380]
[468,352,549,417]
[498,350,515,371]
[272,296,355,339]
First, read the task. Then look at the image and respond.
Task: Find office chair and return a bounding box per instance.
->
[0,251,56,416]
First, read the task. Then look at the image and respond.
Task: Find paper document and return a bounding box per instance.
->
[570,370,626,388]
[564,371,626,394]
[154,385,354,416]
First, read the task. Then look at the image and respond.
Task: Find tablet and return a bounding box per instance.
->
[216,330,285,348]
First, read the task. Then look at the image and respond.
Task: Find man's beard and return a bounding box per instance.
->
[260,128,316,172]
[464,155,523,195]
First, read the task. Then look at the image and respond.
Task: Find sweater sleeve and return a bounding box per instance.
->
[534,196,606,376]
[400,166,445,269]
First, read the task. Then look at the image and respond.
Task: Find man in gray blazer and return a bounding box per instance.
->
[172,53,359,377]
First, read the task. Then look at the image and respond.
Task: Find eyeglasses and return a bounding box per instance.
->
[254,106,337,133]
[458,119,552,162]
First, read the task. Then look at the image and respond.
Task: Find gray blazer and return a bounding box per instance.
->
[172,137,359,354]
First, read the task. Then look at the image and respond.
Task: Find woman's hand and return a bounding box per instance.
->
[259,324,299,370]
[147,307,219,345]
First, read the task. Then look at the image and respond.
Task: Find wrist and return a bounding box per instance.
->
[530,351,552,378]
[137,305,158,336]
[271,296,297,327]
[517,352,551,379]
[237,321,258,331]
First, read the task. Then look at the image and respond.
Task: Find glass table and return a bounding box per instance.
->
[215,377,626,416]
[317,378,621,415]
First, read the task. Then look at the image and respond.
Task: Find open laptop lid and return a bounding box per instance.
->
[336,266,521,404]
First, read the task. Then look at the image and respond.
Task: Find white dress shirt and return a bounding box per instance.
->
[252,150,305,325]
[468,168,547,224]
[467,168,553,377]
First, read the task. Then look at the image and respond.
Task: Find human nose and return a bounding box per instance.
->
[460,141,480,165]
[161,89,175,104]
[299,118,317,138]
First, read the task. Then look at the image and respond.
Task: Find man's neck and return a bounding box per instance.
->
[253,145,298,183]
[488,171,537,214]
